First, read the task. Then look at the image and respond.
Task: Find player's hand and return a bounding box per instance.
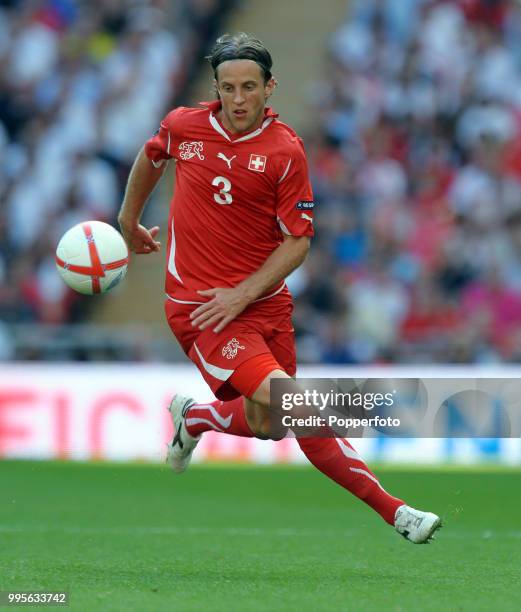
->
[119,221,161,254]
[190,287,251,333]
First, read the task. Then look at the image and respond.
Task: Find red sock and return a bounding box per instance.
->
[185,397,254,438]
[297,437,404,524]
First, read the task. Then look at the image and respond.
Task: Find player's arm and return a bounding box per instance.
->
[236,233,310,301]
[191,234,310,333]
[117,147,165,254]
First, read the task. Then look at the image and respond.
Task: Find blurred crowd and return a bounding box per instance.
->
[293,0,521,364]
[5,0,521,366]
[0,0,228,358]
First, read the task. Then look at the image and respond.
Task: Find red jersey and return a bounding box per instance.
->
[144,100,314,304]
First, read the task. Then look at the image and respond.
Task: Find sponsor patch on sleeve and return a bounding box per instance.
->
[296,201,315,210]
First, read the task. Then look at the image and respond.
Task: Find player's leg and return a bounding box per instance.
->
[248,371,441,543]
[164,301,269,471]
[166,391,259,474]
[166,298,433,537]
[166,357,286,473]
[249,370,404,521]
[179,355,287,441]
[165,311,290,472]
[182,397,254,438]
[164,295,298,459]
[164,300,441,542]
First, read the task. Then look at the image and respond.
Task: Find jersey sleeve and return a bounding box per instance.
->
[275,139,315,237]
[144,108,184,168]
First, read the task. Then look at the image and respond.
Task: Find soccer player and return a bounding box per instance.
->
[118,33,441,544]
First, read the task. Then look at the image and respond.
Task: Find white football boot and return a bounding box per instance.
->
[394,505,442,544]
[166,394,200,474]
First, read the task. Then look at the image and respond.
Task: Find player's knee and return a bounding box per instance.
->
[266,428,288,442]
[257,417,288,441]
[245,401,288,440]
[250,368,290,407]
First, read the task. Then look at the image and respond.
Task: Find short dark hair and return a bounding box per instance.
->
[206,32,273,83]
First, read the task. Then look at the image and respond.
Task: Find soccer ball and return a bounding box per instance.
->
[55,221,129,295]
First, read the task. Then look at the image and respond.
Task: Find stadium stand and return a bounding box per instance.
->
[294,0,521,365]
[4,0,521,366]
[0,0,234,360]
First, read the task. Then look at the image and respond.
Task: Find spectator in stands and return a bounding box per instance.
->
[0,0,224,339]
[299,0,521,364]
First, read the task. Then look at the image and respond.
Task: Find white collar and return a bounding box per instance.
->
[209,112,274,143]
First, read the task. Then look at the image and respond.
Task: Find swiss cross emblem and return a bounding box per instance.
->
[248,154,267,173]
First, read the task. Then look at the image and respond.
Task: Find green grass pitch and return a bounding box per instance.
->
[1,460,520,611]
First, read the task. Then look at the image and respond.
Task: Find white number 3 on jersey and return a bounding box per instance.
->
[212,176,233,205]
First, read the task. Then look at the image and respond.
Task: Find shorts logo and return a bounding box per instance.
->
[222,338,245,359]
[296,201,314,210]
[248,154,267,173]
[179,141,205,161]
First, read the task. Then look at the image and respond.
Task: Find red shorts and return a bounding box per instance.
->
[164,292,296,400]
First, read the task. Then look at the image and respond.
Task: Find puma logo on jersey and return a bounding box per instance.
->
[179,141,205,161]
[301,213,313,223]
[217,152,237,169]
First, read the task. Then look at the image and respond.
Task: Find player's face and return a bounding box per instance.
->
[215,60,275,134]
